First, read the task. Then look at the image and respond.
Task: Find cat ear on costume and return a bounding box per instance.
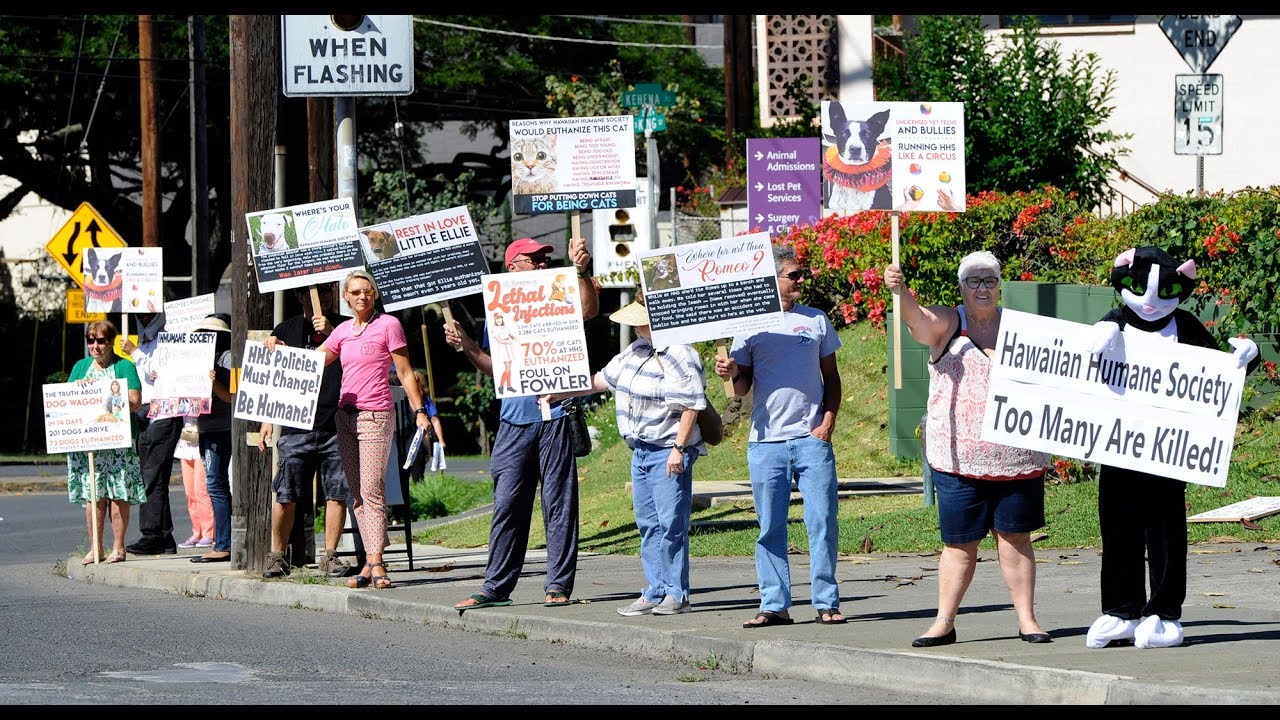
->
[1113,248,1136,267]
[1176,259,1197,279]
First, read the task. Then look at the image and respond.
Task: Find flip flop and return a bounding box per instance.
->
[743,610,794,629]
[455,593,513,613]
[544,590,571,607]
[816,608,847,625]
[105,551,127,564]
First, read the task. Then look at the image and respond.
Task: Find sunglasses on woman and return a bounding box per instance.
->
[86,337,110,345]
[779,270,805,282]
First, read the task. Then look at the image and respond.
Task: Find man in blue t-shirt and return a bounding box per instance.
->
[715,243,845,628]
[444,236,599,610]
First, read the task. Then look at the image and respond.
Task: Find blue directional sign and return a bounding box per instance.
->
[746,138,822,237]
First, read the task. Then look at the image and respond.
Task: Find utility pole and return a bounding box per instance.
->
[139,15,160,247]
[723,15,753,165]
[188,16,209,295]
[229,14,280,573]
[307,98,334,202]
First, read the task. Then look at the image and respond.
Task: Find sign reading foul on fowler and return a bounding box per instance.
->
[981,309,1245,487]
[281,15,414,97]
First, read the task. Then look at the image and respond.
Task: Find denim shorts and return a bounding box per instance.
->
[931,468,1046,544]
[272,429,350,504]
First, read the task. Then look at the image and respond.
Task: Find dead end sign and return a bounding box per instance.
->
[1158,15,1242,74]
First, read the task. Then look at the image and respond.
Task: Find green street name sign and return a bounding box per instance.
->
[622,83,675,108]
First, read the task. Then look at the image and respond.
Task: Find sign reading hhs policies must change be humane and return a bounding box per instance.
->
[282,15,414,97]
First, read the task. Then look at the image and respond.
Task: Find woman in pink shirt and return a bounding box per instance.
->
[321,269,431,590]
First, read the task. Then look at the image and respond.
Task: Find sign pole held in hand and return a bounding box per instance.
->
[441,303,462,352]
[88,451,100,565]
[309,286,321,317]
[892,211,902,390]
[716,339,736,398]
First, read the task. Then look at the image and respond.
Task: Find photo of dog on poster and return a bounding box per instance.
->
[822,103,893,213]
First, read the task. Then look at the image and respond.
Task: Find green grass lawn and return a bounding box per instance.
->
[418,321,1280,555]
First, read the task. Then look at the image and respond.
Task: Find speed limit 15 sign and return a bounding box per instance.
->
[1174,74,1223,156]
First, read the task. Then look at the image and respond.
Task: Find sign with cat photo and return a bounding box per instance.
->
[637,232,786,348]
[82,247,164,314]
[480,266,592,400]
[509,115,638,215]
[356,206,488,312]
[245,198,365,294]
[820,101,966,215]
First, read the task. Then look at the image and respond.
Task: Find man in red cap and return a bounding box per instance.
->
[445,236,598,610]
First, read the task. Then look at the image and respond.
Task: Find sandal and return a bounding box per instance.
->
[369,561,393,590]
[743,610,794,629]
[454,593,513,613]
[105,550,127,564]
[815,608,847,625]
[347,563,372,589]
[82,548,106,566]
[544,590,571,607]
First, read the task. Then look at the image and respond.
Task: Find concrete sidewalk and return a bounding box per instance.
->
[65,535,1280,704]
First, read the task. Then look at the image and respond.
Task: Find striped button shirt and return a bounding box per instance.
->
[599,337,707,452]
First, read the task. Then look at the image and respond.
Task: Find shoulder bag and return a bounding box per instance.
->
[561,398,592,457]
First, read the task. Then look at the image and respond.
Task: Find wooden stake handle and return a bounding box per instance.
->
[442,304,462,352]
[716,339,736,398]
[891,211,903,390]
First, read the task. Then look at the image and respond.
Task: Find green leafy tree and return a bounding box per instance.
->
[873,15,1130,208]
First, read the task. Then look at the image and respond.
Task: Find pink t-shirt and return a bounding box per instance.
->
[322,313,406,411]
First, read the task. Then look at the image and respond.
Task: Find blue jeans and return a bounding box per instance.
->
[747,434,839,612]
[200,430,232,553]
[630,441,696,603]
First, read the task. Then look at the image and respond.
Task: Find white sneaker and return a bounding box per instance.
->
[651,595,692,615]
[1134,614,1184,649]
[1085,614,1139,649]
[617,596,658,617]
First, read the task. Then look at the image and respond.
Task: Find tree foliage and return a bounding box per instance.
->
[872,15,1130,208]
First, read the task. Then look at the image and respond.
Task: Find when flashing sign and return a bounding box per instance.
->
[282,15,414,97]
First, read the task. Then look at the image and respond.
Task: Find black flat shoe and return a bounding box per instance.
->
[911,627,956,648]
[1019,631,1053,643]
[190,553,230,563]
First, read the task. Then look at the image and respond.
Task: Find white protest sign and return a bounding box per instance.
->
[820,100,966,213]
[43,378,133,454]
[509,115,637,215]
[481,266,592,399]
[638,232,786,348]
[982,309,1245,487]
[162,293,216,333]
[82,247,165,314]
[148,331,216,419]
[358,206,488,312]
[245,198,364,294]
[233,341,326,431]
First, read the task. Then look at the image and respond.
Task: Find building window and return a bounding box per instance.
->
[999,15,1136,27]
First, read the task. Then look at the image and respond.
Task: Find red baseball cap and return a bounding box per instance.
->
[504,237,554,267]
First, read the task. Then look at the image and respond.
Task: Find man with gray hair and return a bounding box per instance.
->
[714,243,846,628]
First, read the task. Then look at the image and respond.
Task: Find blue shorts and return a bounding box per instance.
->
[931,469,1045,544]
[273,429,350,505]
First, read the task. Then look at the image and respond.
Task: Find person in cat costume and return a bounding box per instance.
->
[1085,246,1260,649]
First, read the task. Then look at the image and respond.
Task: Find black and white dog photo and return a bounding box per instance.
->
[823,104,893,213]
[82,246,123,309]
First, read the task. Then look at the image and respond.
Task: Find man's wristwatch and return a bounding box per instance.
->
[415,407,429,416]
[673,444,687,453]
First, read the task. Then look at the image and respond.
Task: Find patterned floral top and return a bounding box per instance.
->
[65,358,146,505]
[925,306,1049,480]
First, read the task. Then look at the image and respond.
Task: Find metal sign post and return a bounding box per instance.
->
[1159,16,1240,196]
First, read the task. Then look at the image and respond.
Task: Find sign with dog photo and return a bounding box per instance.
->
[81,247,164,314]
[245,198,365,294]
[357,206,488,312]
[820,101,966,214]
[637,232,786,348]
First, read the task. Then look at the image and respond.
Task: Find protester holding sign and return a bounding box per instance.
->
[67,320,144,565]
[190,314,235,564]
[322,270,432,590]
[122,311,183,557]
[445,236,598,610]
[883,252,1052,647]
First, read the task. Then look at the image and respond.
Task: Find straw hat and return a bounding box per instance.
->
[609,295,649,326]
[195,315,231,333]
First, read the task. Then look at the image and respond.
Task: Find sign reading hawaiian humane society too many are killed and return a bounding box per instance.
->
[358,206,487,313]
[981,309,1246,488]
[42,378,133,454]
[638,232,785,349]
[481,266,592,399]
[245,198,364,294]
[233,341,326,431]
[509,115,637,215]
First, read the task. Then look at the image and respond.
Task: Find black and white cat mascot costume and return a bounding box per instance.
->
[1085,246,1260,649]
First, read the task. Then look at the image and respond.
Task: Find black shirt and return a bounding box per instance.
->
[270,313,345,435]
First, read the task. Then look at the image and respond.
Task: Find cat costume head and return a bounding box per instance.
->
[1109,246,1197,331]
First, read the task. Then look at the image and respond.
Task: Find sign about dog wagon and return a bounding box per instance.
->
[43,378,133,454]
[245,198,365,294]
[509,115,638,215]
[81,247,165,314]
[638,232,786,348]
[233,340,326,431]
[480,266,592,400]
[820,101,966,214]
[357,206,488,312]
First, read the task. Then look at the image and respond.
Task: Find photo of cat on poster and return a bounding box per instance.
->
[511,132,558,195]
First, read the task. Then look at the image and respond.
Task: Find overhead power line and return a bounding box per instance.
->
[414,17,720,49]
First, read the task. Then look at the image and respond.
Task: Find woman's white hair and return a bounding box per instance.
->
[342,268,379,294]
[957,251,1001,283]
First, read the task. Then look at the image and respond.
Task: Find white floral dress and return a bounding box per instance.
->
[66,361,146,505]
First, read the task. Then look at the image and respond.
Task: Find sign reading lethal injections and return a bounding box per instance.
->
[233,341,326,431]
[281,15,414,97]
[981,309,1245,487]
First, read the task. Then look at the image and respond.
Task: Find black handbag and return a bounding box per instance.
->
[561,398,592,457]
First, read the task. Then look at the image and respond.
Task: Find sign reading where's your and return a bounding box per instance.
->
[981,309,1246,488]
[357,206,487,312]
[82,247,164,314]
[638,232,785,348]
[234,341,326,431]
[481,266,592,399]
[509,115,637,215]
[820,101,966,215]
[245,198,365,294]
